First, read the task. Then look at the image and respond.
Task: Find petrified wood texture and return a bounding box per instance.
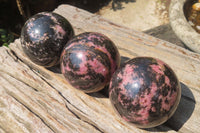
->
[0,4,200,133]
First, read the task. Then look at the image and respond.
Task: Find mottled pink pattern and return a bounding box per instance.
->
[63,50,109,77]
[135,82,158,123]
[75,52,88,75]
[65,39,118,76]
[150,64,164,75]
[61,32,120,93]
[87,34,105,43]
[165,76,171,86]
[88,59,108,76]
[21,12,74,67]
[53,25,66,39]
[109,57,181,128]
[89,42,117,75]
[159,90,178,111]
[27,21,34,31]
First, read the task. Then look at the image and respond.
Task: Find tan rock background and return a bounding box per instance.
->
[98,0,170,31]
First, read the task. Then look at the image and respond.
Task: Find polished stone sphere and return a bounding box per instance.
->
[60,32,120,93]
[21,12,74,67]
[109,57,181,128]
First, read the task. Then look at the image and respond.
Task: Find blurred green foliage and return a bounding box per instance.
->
[0,29,14,47]
[0,0,23,47]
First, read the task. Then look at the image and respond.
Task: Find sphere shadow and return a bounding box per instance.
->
[94,81,196,132]
[79,55,196,132]
[48,64,62,74]
[146,82,196,132]
[120,56,130,67]
[48,55,132,99]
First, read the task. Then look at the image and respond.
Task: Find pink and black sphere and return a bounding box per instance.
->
[109,57,181,128]
[60,32,120,93]
[21,12,74,67]
[20,12,181,128]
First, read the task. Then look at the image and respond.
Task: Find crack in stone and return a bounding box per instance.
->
[4,88,55,133]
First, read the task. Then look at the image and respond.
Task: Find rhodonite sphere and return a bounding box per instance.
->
[60,32,120,93]
[20,12,74,67]
[109,57,181,128]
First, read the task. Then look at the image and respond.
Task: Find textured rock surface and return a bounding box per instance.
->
[169,0,200,53]
[98,0,170,31]
[0,4,200,133]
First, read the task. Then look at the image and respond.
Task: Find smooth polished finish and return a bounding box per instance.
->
[21,12,74,67]
[1,5,200,133]
[61,32,120,93]
[109,57,181,128]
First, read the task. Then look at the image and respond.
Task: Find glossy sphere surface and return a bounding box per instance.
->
[21,12,74,67]
[109,57,181,128]
[61,32,120,93]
